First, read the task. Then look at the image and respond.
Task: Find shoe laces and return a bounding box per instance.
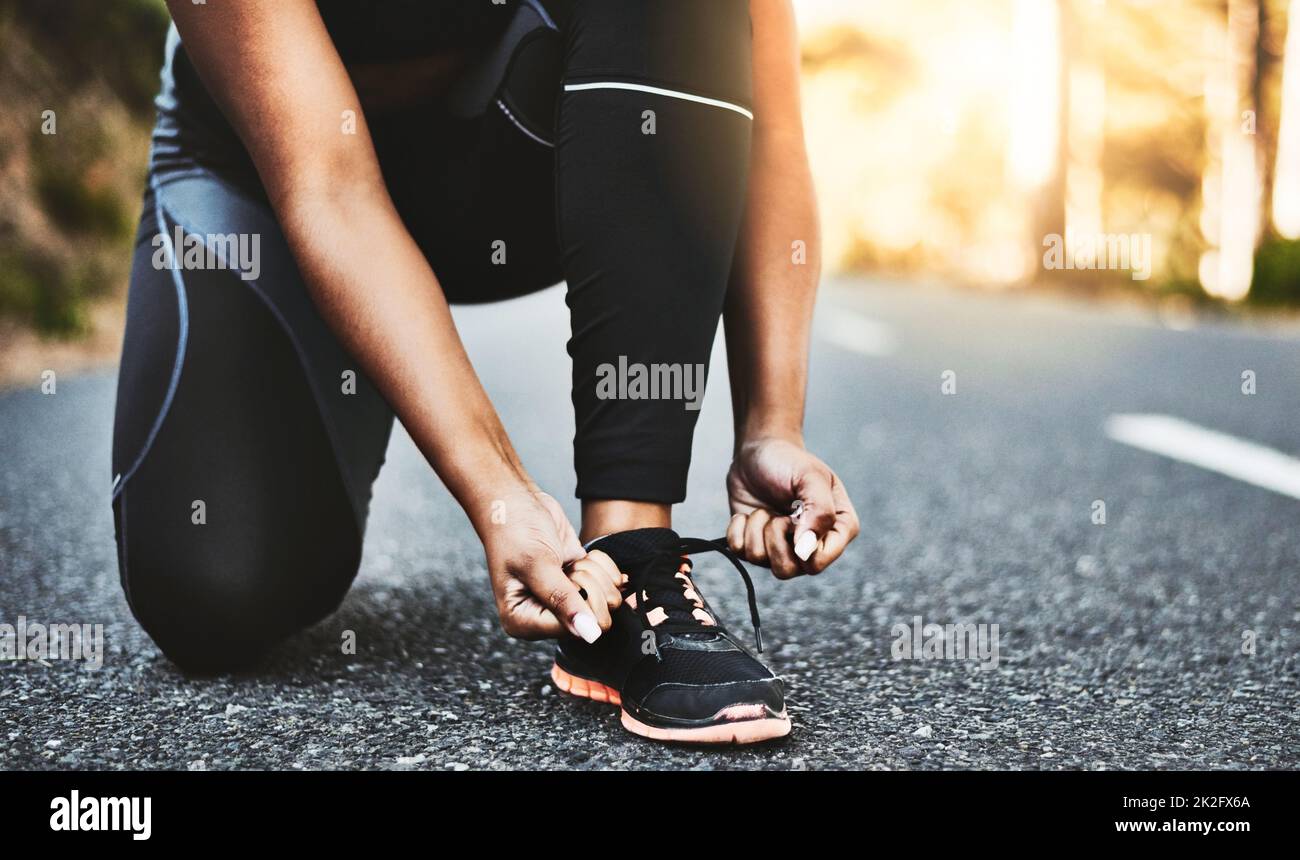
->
[625,537,764,654]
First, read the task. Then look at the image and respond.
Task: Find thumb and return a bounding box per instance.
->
[536,491,585,564]
[521,559,603,644]
[792,468,837,561]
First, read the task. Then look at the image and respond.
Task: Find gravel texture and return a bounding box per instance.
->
[1,281,1296,770]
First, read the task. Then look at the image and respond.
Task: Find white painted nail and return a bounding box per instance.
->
[574,612,601,643]
[794,531,818,562]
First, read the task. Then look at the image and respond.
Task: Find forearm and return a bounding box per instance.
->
[724,0,819,451]
[724,125,820,450]
[279,179,532,533]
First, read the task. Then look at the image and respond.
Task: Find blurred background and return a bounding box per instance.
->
[2,0,1300,385]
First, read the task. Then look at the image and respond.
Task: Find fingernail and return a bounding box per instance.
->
[794,531,818,561]
[574,612,601,643]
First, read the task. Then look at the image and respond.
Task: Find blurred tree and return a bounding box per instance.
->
[0,0,169,116]
[1272,0,1300,237]
[0,0,166,336]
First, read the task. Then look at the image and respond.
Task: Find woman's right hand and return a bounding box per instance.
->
[480,487,625,643]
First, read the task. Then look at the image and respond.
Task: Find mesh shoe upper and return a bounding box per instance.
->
[557,528,785,727]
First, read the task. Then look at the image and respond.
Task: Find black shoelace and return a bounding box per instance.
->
[629,537,764,654]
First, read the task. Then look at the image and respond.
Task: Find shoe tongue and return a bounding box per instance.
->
[585,527,681,573]
[588,528,719,634]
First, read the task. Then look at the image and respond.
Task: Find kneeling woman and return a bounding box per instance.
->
[112,0,859,744]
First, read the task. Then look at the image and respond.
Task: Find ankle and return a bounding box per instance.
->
[580,500,671,544]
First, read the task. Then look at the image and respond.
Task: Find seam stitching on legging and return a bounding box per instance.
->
[496,98,556,147]
[112,177,190,501]
[136,176,370,529]
[562,80,754,120]
[522,0,558,31]
[236,277,369,532]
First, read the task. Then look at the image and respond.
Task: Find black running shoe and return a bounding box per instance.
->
[552,528,789,743]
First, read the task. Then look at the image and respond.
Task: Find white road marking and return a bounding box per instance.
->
[1105,413,1300,500]
[817,309,900,357]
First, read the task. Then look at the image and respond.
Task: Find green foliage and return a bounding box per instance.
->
[1249,237,1300,306]
[0,0,162,337]
[0,250,88,337]
[29,123,131,239]
[33,169,129,238]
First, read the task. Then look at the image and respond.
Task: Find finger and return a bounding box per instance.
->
[763,515,800,579]
[792,470,838,560]
[832,473,860,526]
[743,509,772,566]
[519,559,603,643]
[806,481,861,574]
[584,549,628,591]
[726,513,747,555]
[498,586,563,641]
[570,568,614,631]
[572,558,621,610]
[806,517,853,573]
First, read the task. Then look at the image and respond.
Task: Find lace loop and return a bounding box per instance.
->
[634,536,764,654]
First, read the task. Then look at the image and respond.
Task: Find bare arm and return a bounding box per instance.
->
[165,0,614,641]
[724,0,820,446]
[724,0,859,577]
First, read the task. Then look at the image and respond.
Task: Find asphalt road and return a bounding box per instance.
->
[1,279,1296,770]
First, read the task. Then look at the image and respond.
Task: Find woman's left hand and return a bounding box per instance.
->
[725,437,860,578]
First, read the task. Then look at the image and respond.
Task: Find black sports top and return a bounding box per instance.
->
[314,0,516,62]
[152,1,532,182]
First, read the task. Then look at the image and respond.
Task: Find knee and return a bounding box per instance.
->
[124,558,281,674]
[119,535,356,675]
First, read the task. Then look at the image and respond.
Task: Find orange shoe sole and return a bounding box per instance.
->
[550,662,791,745]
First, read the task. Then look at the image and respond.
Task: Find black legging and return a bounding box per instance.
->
[111,0,753,672]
